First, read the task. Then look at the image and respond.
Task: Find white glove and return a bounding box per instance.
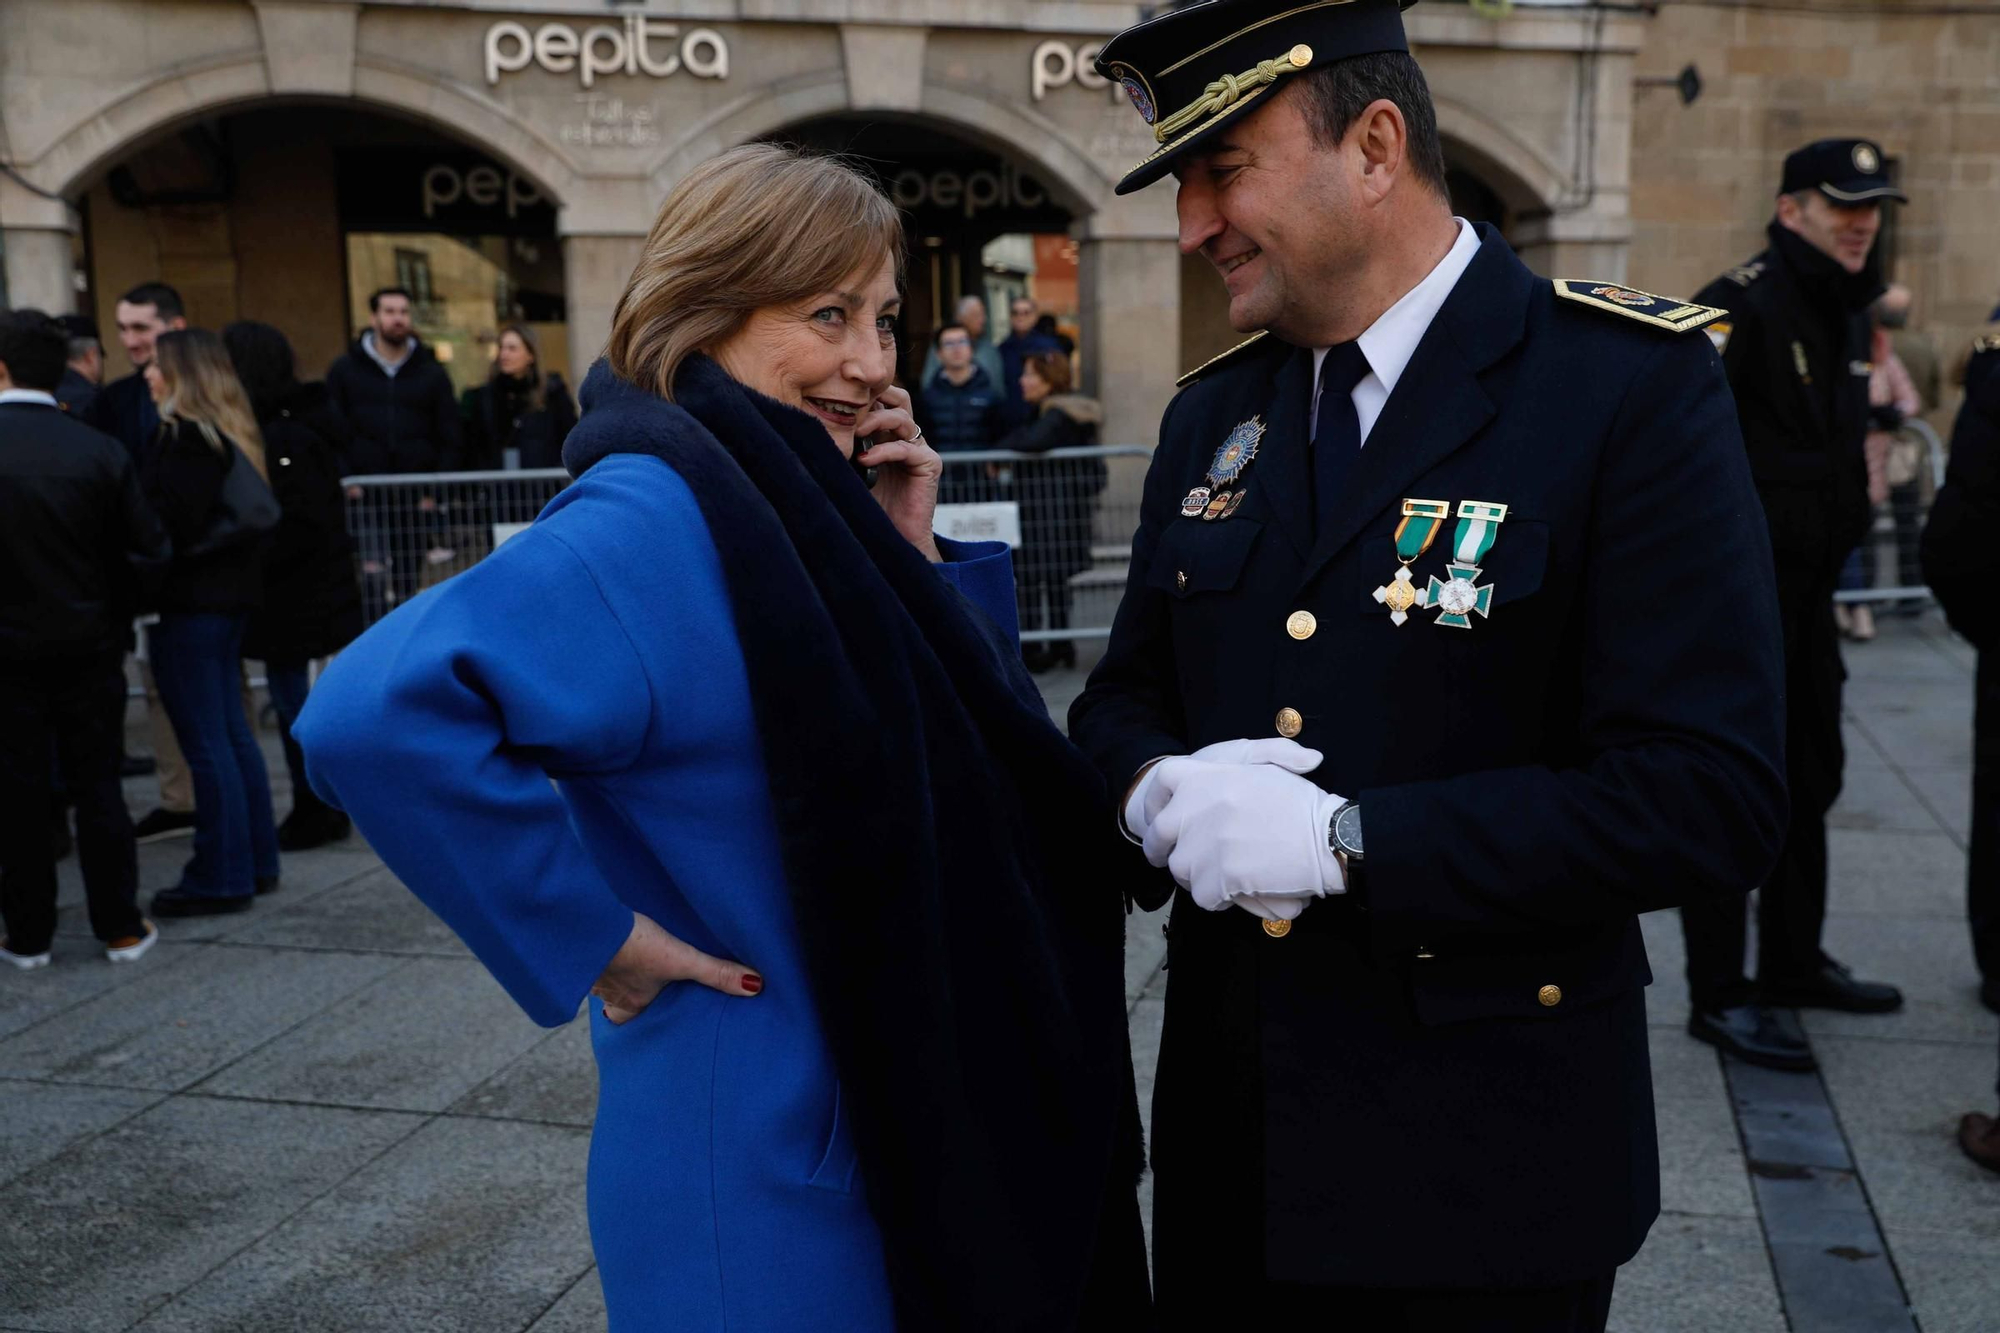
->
[1142,757,1347,913]
[1122,738,1325,844]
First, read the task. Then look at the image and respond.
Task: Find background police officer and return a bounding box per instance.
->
[1680,140,1908,1073]
[1069,2,1787,1328]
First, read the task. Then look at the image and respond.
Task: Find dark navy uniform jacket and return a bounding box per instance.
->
[1070,226,1790,1289]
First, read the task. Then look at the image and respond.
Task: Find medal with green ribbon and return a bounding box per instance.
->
[1372,499,1450,626]
[1426,500,1508,629]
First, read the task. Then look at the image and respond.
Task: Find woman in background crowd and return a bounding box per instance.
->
[223,321,364,852]
[998,350,1105,673]
[141,329,281,915]
[464,323,576,472]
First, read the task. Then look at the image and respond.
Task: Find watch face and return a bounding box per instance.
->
[1335,804,1363,857]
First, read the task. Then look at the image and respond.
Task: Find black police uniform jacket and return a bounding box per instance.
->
[1070,227,1790,1290]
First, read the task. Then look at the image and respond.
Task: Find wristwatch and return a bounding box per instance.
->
[1329,800,1364,865]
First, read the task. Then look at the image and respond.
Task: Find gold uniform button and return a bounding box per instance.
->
[1289,43,1313,68]
[1286,611,1317,641]
[1263,918,1292,938]
[1538,984,1563,1008]
[1176,570,1188,592]
[1275,707,1304,739]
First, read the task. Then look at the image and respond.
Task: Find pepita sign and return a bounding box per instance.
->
[485,17,729,88]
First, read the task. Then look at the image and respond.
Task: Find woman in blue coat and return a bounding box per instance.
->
[294,145,1148,1331]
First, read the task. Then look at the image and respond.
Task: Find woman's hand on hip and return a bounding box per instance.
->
[592,912,762,1024]
[855,385,944,563]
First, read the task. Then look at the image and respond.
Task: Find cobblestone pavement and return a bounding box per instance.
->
[2,613,1993,1331]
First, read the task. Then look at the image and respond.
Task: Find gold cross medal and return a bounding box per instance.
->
[1373,499,1450,625]
[1426,500,1508,629]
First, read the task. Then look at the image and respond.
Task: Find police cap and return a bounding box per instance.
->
[1779,138,1908,205]
[1095,0,1418,196]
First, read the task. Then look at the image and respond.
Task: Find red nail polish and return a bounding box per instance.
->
[742,974,763,995]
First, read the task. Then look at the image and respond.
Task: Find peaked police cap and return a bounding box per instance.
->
[1095,0,1418,195]
[1779,138,1908,205]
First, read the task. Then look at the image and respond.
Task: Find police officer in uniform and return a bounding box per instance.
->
[1679,140,1908,1073]
[1068,2,1788,1326]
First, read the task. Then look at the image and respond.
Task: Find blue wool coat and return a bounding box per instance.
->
[294,452,1018,1331]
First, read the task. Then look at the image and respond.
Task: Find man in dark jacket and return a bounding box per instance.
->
[915,324,1005,505]
[325,287,462,616]
[56,314,103,418]
[1924,329,2000,1169]
[1680,139,1908,1073]
[997,296,1062,427]
[86,282,194,836]
[0,310,171,969]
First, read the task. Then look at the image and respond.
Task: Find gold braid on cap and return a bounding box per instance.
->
[1152,45,1314,144]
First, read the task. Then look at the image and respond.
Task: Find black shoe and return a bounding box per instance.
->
[1761,960,1904,1014]
[277,807,352,853]
[149,887,254,918]
[255,876,280,897]
[1045,640,1077,669]
[120,752,157,778]
[1687,1004,1817,1071]
[133,808,197,843]
[1979,978,2000,1017]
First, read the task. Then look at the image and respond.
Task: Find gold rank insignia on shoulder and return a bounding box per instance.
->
[1551,280,1726,334]
[1177,331,1270,388]
[1724,262,1766,289]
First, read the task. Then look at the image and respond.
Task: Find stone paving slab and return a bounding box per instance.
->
[450,1021,598,1129]
[128,1116,594,1333]
[1649,1034,1759,1220]
[1899,765,1974,843]
[1607,1213,1787,1333]
[1878,1226,2000,1333]
[0,945,400,1090]
[221,865,469,958]
[0,940,204,1044]
[523,1273,607,1333]
[195,957,554,1114]
[1824,828,1969,918]
[0,1082,163,1190]
[1830,763,1957,835]
[0,1096,420,1333]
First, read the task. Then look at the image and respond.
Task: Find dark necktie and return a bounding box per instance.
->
[1312,341,1371,525]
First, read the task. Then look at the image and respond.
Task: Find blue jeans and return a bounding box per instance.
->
[149,613,279,896]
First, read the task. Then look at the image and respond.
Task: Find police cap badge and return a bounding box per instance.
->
[1779,138,1908,205]
[1094,0,1419,196]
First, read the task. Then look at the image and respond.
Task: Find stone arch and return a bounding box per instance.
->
[645,71,1112,219]
[22,53,583,208]
[1432,95,1567,218]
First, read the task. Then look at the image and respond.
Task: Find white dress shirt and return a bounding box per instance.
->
[0,388,59,408]
[1310,217,1480,444]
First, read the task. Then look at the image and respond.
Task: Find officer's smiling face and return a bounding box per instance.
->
[709,253,902,458]
[1172,89,1367,342]
[1776,191,1882,276]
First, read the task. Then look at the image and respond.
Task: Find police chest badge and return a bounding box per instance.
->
[1181,417,1264,521]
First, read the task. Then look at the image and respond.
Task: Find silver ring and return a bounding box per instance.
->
[908,427,926,446]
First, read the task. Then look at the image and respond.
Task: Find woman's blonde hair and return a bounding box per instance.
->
[154,328,268,478]
[607,143,905,401]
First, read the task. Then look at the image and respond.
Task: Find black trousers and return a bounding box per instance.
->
[1159,1273,1616,1332]
[1970,651,2000,988]
[1683,563,1845,1008]
[0,651,142,952]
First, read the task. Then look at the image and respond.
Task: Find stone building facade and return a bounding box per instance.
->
[0,0,1993,448]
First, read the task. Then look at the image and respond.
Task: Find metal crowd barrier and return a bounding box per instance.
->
[341,446,1154,642]
[341,426,1941,637]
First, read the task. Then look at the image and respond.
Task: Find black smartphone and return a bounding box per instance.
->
[852,433,879,489]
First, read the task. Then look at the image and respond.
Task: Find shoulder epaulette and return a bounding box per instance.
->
[1551,280,1726,334]
[1177,330,1270,388]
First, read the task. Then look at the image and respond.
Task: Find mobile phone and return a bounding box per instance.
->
[852,433,879,489]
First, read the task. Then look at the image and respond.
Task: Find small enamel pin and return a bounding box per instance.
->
[1180,485,1212,518]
